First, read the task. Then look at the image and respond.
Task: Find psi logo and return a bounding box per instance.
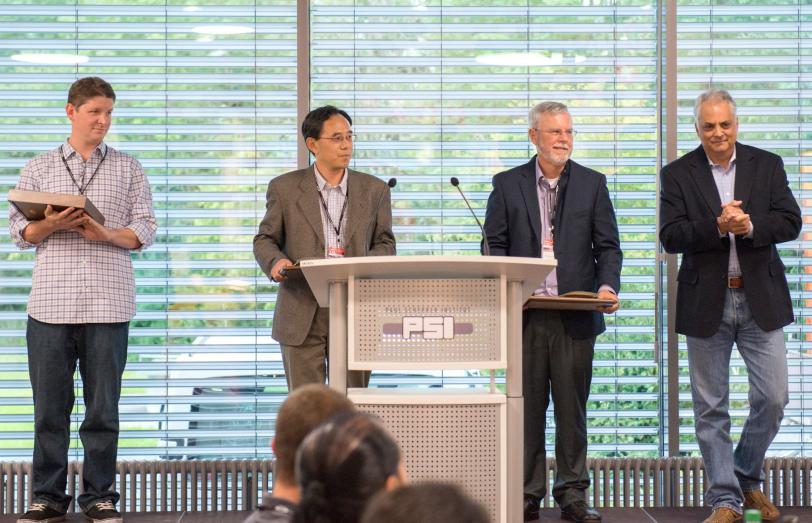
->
[402,316,454,339]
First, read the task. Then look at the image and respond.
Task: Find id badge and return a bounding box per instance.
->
[328,246,346,258]
[542,237,554,259]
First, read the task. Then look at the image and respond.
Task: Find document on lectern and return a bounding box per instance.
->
[278,261,302,279]
[8,189,105,225]
[525,291,614,311]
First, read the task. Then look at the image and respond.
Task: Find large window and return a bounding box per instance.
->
[0,0,810,461]
[675,0,812,456]
[311,0,660,456]
[0,0,298,459]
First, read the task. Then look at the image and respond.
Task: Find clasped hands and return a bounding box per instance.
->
[717,200,751,236]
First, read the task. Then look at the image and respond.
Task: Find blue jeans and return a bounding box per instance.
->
[686,289,788,513]
[27,317,128,513]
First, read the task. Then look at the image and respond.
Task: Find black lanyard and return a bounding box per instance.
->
[318,186,348,243]
[540,180,559,238]
[61,145,108,195]
[549,184,559,237]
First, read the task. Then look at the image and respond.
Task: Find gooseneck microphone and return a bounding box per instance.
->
[363,177,397,253]
[450,177,490,256]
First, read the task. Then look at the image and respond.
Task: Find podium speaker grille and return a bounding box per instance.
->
[352,394,504,523]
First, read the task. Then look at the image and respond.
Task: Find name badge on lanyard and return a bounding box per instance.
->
[328,245,346,258]
[542,236,554,259]
[319,187,348,258]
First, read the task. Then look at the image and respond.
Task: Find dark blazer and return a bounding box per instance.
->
[659,143,801,337]
[253,166,396,346]
[484,156,622,339]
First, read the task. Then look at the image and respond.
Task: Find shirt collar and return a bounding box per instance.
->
[313,164,348,195]
[535,157,568,189]
[61,140,107,161]
[707,146,736,170]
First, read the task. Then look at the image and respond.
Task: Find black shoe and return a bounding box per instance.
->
[16,503,66,523]
[561,500,601,522]
[524,494,540,522]
[83,501,122,523]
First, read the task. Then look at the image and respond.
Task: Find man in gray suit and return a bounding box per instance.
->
[254,106,396,390]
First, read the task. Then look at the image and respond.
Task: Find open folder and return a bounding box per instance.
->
[278,262,302,279]
[8,189,105,225]
[525,291,614,311]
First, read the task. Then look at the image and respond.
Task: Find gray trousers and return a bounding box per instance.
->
[280,308,370,391]
[523,309,595,508]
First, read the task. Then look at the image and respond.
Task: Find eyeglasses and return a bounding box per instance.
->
[317,133,354,144]
[535,128,577,138]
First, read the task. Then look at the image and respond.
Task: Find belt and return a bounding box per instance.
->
[728,276,743,289]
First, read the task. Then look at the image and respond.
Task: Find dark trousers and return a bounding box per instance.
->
[27,317,129,512]
[523,309,595,508]
[279,308,370,391]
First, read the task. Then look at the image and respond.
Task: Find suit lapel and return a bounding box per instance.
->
[344,170,368,250]
[297,166,326,249]
[519,157,541,244]
[688,146,722,215]
[733,143,754,210]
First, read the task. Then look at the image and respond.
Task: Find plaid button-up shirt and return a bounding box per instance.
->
[313,165,348,257]
[9,141,157,324]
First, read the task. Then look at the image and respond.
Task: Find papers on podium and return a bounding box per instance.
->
[7,189,105,225]
[525,291,614,311]
[278,262,302,279]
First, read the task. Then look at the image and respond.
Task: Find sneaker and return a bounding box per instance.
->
[83,501,123,523]
[17,503,66,523]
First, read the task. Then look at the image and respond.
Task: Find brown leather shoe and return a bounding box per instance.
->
[744,489,780,521]
[702,507,742,523]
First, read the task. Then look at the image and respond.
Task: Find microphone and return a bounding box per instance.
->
[365,177,398,249]
[450,177,490,256]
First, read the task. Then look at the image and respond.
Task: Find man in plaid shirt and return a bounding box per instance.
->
[9,77,157,523]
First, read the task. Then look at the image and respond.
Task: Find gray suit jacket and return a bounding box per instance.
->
[253,166,396,345]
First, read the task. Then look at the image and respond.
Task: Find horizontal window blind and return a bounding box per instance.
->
[0,0,809,463]
[0,0,298,459]
[310,0,660,456]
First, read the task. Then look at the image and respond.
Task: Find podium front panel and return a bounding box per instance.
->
[351,278,502,368]
[349,389,506,523]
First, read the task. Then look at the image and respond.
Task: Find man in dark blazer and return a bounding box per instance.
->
[484,101,622,523]
[254,106,395,391]
[660,89,801,523]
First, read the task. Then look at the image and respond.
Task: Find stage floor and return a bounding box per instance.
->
[0,513,253,523]
[2,507,811,522]
[535,506,812,522]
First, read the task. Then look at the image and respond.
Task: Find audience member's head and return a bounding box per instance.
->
[272,384,356,496]
[360,482,490,523]
[294,411,405,523]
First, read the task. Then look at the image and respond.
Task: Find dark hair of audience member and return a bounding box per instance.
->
[360,482,490,523]
[293,412,402,523]
[273,384,356,486]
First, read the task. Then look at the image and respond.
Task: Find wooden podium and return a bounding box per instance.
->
[300,255,555,523]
